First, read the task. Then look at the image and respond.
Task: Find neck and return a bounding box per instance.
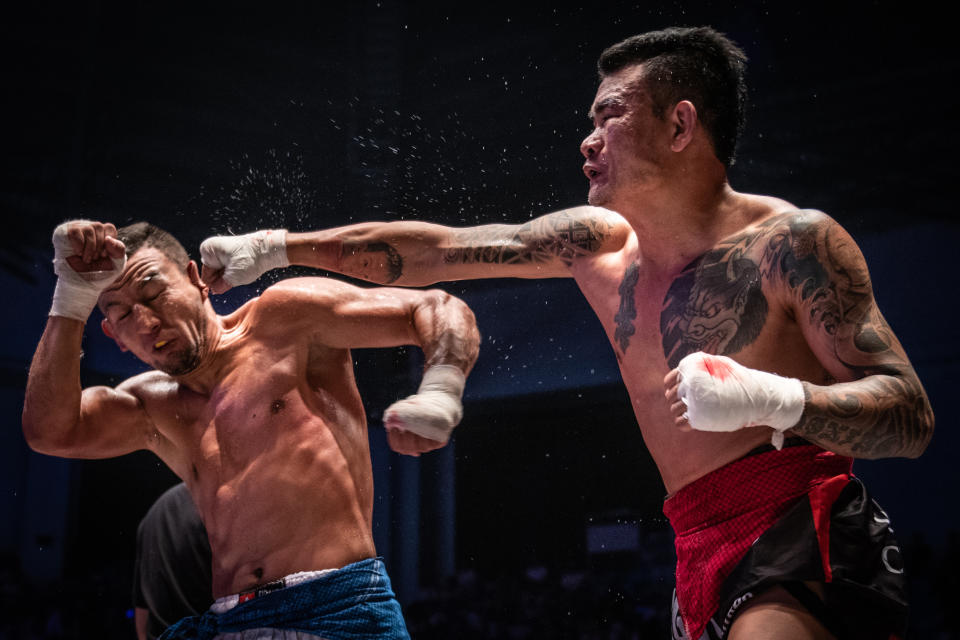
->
[614,163,745,270]
[172,311,229,395]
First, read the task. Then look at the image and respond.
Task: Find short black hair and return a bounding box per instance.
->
[598,26,748,167]
[116,222,190,271]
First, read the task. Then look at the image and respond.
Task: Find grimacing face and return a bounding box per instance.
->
[581,65,672,207]
[98,247,208,376]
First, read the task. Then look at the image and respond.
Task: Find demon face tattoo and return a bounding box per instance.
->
[661,249,768,368]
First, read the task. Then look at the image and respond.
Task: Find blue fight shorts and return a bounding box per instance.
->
[159,557,409,640]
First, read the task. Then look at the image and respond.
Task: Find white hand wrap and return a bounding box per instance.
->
[199,229,289,287]
[49,221,126,322]
[383,365,466,444]
[676,352,805,449]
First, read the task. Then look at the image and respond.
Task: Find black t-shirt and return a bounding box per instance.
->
[133,483,213,640]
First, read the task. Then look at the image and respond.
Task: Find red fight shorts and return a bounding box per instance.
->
[664,443,857,639]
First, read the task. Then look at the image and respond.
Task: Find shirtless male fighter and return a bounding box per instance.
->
[22,219,480,639]
[199,27,934,640]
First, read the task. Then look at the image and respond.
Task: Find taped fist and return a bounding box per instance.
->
[664,352,805,449]
[199,230,288,294]
[50,220,127,322]
[383,365,465,456]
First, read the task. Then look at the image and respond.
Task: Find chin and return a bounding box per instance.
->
[158,346,202,376]
[587,179,617,206]
[587,189,609,207]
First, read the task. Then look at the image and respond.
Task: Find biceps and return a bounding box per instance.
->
[766,214,904,378]
[801,300,904,380]
[788,246,909,378]
[325,288,472,351]
[72,386,154,459]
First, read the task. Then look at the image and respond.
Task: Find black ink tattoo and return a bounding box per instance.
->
[614,262,640,352]
[443,211,612,267]
[767,213,933,458]
[661,212,933,458]
[364,242,403,283]
[661,238,768,368]
[658,210,932,458]
[796,374,932,458]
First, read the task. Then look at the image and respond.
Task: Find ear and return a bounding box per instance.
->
[669,100,698,153]
[187,260,210,301]
[101,318,129,352]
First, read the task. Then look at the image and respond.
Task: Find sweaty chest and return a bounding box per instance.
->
[580,244,771,373]
[199,351,304,468]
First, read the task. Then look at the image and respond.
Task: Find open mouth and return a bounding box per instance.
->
[154,339,173,351]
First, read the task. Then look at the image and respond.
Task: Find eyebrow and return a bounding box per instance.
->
[102,271,162,309]
[588,96,626,121]
[138,272,160,287]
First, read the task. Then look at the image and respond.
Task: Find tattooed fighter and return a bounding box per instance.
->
[23,220,479,639]
[200,27,932,640]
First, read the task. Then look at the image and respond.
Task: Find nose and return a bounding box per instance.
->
[132,304,161,335]
[580,128,602,159]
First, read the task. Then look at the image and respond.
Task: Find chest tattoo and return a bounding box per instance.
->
[614,262,640,352]
[661,232,769,368]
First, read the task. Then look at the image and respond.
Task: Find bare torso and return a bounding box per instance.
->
[570,196,832,493]
[134,303,375,597]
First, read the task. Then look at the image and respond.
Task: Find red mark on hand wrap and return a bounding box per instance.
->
[701,356,733,381]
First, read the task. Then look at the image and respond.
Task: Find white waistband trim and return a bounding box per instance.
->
[210,568,338,614]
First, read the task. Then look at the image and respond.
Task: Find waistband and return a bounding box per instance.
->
[211,568,339,613]
[663,444,853,535]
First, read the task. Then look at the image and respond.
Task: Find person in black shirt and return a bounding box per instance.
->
[133,483,213,640]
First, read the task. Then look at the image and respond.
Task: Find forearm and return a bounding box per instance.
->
[22,317,86,450]
[410,290,480,374]
[286,222,453,287]
[383,289,479,447]
[793,374,934,459]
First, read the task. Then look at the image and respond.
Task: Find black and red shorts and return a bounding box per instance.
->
[666,443,907,639]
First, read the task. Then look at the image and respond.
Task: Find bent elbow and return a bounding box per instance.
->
[424,289,481,368]
[906,404,935,459]
[21,407,44,451]
[21,411,74,457]
[22,418,54,454]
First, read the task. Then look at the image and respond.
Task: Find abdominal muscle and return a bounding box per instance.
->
[185,385,376,597]
[614,320,820,495]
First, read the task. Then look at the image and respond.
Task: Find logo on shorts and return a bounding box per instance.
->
[882,545,904,574]
[722,591,754,631]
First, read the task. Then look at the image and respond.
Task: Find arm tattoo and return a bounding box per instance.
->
[363,242,403,284]
[337,240,405,284]
[443,211,613,267]
[797,376,932,458]
[763,213,933,457]
[657,210,932,457]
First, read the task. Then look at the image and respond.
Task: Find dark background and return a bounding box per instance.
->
[2,1,958,637]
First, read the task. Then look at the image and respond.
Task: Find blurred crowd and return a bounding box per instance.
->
[2,531,957,639]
